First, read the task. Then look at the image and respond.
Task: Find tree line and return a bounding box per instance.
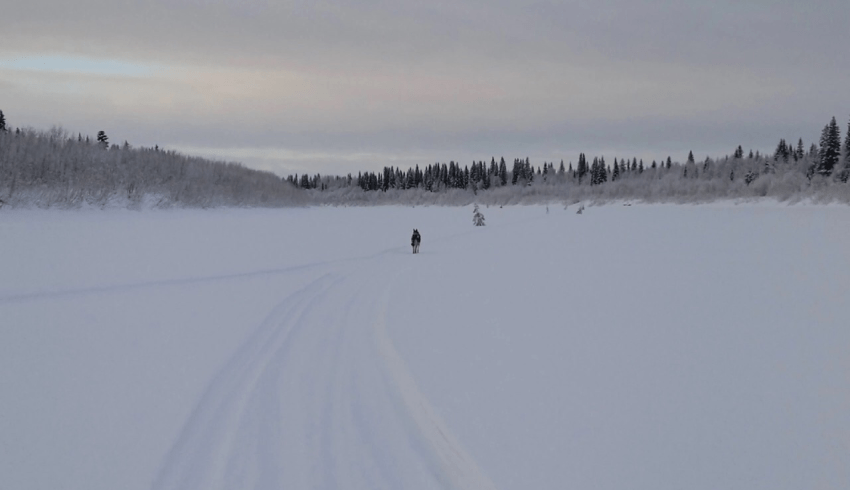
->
[2,108,850,208]
[287,115,850,205]
[0,112,304,208]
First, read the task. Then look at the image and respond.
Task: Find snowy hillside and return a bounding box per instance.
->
[1,204,848,490]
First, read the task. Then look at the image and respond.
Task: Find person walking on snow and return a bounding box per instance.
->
[411,229,421,254]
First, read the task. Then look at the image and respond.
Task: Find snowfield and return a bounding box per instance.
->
[1,203,849,490]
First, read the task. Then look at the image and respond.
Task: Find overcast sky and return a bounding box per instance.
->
[2,0,849,176]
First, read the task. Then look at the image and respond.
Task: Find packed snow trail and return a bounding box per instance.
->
[151,254,497,490]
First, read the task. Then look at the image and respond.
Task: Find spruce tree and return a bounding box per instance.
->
[841,117,850,182]
[590,157,598,185]
[612,159,620,181]
[499,158,507,186]
[844,118,850,169]
[0,110,6,132]
[591,157,607,185]
[97,131,109,149]
[590,158,597,185]
[599,157,608,183]
[817,124,829,173]
[774,139,789,162]
[818,117,841,176]
[577,153,588,184]
[687,151,695,164]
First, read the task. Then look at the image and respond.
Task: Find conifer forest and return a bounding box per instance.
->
[2,109,850,208]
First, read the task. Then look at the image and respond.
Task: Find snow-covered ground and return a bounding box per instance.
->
[1,203,848,490]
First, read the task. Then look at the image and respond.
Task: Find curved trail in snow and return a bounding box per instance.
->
[0,247,402,305]
[151,254,497,490]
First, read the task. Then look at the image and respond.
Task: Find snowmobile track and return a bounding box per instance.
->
[151,258,496,490]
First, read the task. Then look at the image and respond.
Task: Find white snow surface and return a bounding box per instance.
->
[1,204,849,490]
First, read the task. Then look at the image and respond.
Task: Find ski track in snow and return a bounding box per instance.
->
[0,247,403,305]
[150,252,497,490]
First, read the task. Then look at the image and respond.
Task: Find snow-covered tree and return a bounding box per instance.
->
[0,110,6,132]
[473,204,485,226]
[591,156,607,185]
[0,127,304,208]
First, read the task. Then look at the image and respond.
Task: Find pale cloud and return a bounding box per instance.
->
[0,55,160,77]
[168,144,434,176]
